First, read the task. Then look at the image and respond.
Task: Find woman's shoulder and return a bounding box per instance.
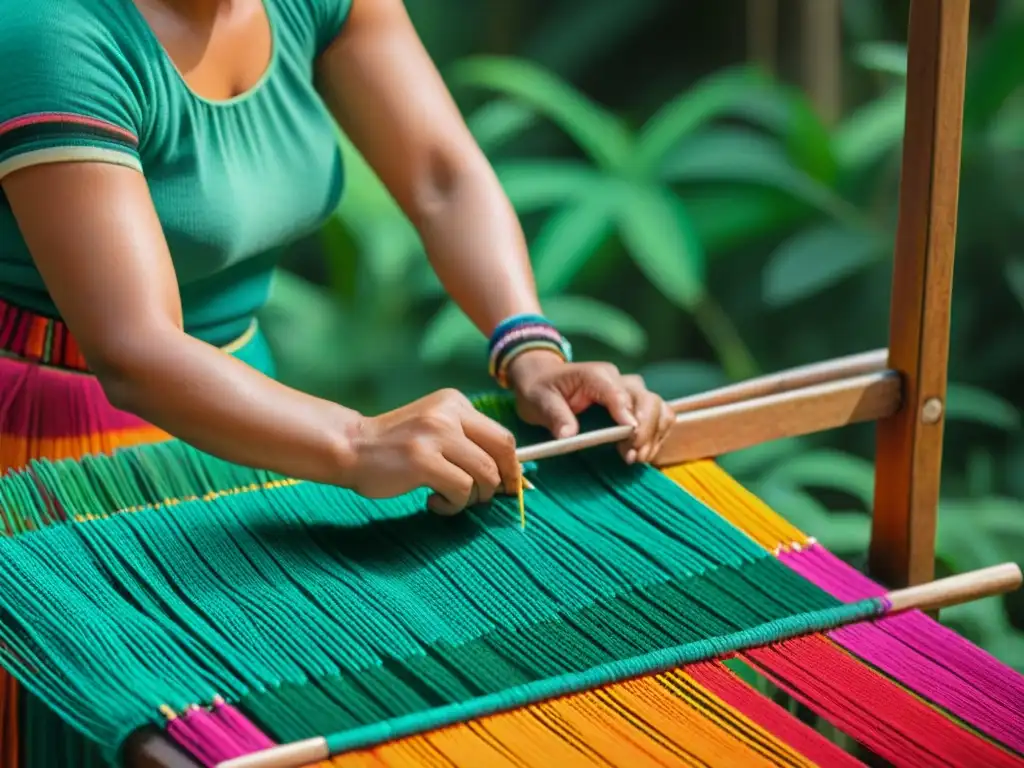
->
[0,0,151,180]
[270,0,353,58]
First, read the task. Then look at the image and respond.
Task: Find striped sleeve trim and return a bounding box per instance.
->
[0,146,142,180]
[0,113,141,179]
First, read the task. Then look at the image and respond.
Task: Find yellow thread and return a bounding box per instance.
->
[518,476,526,530]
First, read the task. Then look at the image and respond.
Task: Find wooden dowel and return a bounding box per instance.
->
[886,562,1022,613]
[516,349,891,465]
[216,561,1022,768]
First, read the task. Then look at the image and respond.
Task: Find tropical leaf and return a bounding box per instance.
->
[531,187,621,293]
[452,56,634,169]
[419,295,648,364]
[761,449,877,509]
[634,66,770,173]
[617,184,706,310]
[541,295,648,357]
[833,87,906,174]
[495,160,608,214]
[853,42,908,77]
[663,128,859,224]
[419,304,479,364]
[945,383,1022,430]
[763,225,887,307]
[467,100,539,153]
[637,359,729,400]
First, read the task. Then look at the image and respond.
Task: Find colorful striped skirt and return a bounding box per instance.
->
[0,297,274,766]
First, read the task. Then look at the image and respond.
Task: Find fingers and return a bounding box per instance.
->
[440,429,503,504]
[528,387,580,440]
[422,455,477,516]
[616,374,674,465]
[577,363,636,431]
[460,408,522,496]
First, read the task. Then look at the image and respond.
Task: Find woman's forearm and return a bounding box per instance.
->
[97,331,362,486]
[413,159,542,335]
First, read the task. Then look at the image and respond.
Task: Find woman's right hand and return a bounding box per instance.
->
[344,389,522,515]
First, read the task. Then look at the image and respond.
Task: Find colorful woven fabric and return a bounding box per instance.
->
[0,302,273,767]
[0,305,1022,768]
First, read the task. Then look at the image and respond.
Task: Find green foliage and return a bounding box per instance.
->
[259,5,1024,667]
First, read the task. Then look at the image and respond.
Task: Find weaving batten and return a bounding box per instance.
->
[216,563,1022,768]
[515,349,893,464]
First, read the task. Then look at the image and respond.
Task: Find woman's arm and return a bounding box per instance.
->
[314,0,541,336]
[314,0,676,459]
[5,162,364,484]
[3,162,519,508]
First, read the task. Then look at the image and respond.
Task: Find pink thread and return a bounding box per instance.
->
[780,544,1024,753]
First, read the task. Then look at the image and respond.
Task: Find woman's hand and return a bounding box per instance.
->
[509,351,675,465]
[345,389,521,516]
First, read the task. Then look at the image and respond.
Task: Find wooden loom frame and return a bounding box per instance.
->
[120,1,970,766]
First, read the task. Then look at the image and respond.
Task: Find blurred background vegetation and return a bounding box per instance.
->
[260,0,1024,670]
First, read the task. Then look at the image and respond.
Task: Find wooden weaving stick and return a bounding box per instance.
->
[217,562,1023,768]
[515,348,895,466]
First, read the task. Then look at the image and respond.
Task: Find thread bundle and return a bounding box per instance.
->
[0,400,1020,767]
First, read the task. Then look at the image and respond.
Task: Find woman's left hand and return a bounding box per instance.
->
[508,350,675,465]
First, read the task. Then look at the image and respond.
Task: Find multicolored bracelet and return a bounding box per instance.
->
[488,313,573,388]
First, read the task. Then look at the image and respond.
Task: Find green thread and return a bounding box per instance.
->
[0,395,862,763]
[322,599,883,755]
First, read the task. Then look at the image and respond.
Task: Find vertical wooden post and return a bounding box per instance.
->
[800,0,843,125]
[870,0,970,589]
[746,0,779,75]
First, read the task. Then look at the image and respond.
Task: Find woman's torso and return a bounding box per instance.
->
[0,0,348,346]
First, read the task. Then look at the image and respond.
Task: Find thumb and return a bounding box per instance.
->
[532,388,579,439]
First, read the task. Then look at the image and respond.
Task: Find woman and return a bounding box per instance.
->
[0,0,673,759]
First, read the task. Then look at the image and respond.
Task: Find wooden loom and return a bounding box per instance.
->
[101,0,1013,765]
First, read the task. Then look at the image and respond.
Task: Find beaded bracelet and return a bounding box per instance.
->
[488,313,573,388]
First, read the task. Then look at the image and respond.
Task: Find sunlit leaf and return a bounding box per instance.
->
[634,66,770,172]
[419,304,480,364]
[495,160,608,214]
[763,225,886,307]
[663,129,858,223]
[467,100,539,153]
[682,186,811,253]
[763,449,877,508]
[617,184,706,310]
[946,383,1022,430]
[733,86,838,183]
[452,56,634,169]
[853,42,908,77]
[541,295,648,356]
[833,87,906,174]
[531,187,621,293]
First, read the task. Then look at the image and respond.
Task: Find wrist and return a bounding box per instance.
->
[487,312,572,389]
[324,404,365,488]
[506,349,566,391]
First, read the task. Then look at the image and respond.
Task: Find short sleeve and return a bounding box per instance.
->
[314,0,355,56]
[0,2,144,181]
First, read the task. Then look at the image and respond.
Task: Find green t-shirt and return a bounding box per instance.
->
[0,0,351,345]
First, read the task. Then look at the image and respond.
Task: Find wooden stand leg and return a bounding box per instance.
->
[870,0,970,588]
